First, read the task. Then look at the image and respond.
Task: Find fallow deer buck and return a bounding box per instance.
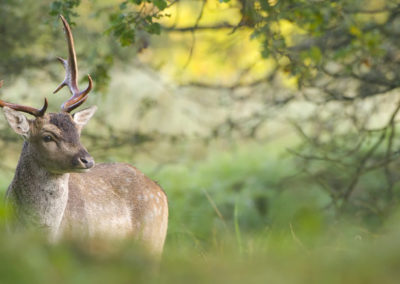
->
[0,16,168,256]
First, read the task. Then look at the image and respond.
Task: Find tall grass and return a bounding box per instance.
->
[1,143,400,283]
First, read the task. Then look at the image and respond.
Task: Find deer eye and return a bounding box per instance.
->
[43,135,53,142]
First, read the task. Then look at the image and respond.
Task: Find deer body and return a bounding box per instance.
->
[65,163,168,252]
[4,110,168,255]
[1,15,168,256]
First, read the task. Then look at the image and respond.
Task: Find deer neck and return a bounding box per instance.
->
[8,142,69,239]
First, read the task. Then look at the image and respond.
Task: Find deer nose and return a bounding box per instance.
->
[79,155,94,169]
[73,149,95,170]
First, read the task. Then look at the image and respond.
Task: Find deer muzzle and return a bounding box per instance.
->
[72,149,95,171]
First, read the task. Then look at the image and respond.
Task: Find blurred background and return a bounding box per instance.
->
[2,0,400,283]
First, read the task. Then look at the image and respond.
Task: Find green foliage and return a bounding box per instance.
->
[152,0,168,10]
[247,0,398,96]
[0,0,137,88]
[6,0,396,100]
[152,144,333,246]
[49,0,81,24]
[1,144,400,283]
[107,13,137,47]
[3,3,400,281]
[107,0,169,46]
[0,0,53,78]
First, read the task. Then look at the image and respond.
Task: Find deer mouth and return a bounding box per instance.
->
[70,165,94,173]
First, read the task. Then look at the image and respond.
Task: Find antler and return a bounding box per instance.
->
[54,15,93,113]
[0,80,48,117]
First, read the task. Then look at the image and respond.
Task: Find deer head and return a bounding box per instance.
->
[0,15,96,174]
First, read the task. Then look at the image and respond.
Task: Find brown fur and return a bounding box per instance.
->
[4,108,168,256]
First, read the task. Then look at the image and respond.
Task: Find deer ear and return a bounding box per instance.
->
[2,107,30,137]
[73,106,97,129]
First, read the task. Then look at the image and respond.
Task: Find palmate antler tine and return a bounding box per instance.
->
[54,15,79,95]
[0,80,48,117]
[61,74,92,112]
[54,15,93,113]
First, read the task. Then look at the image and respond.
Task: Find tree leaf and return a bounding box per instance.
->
[153,0,167,10]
